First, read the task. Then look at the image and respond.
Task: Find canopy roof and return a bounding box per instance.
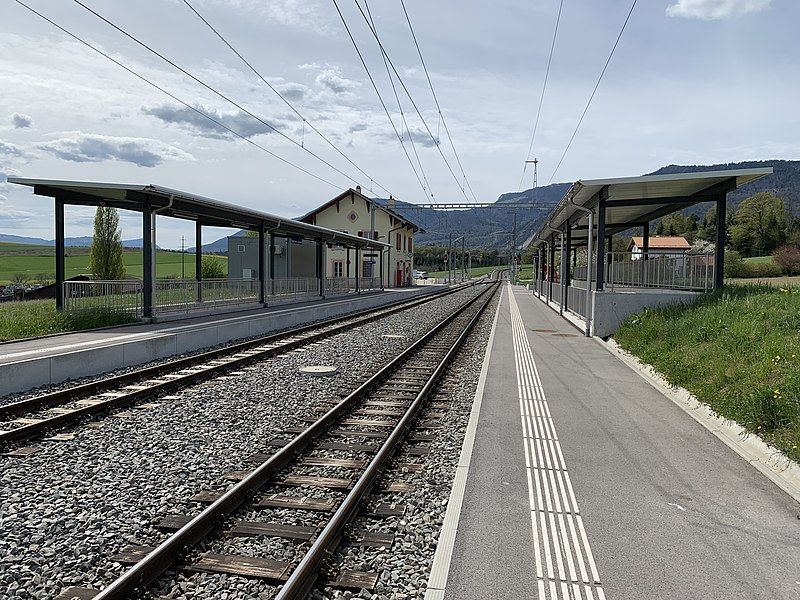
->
[8,177,388,250]
[531,167,773,245]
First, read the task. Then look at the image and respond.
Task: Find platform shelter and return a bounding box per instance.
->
[8,178,389,320]
[527,168,773,336]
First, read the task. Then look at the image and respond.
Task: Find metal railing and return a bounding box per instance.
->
[155,278,260,315]
[269,277,320,304]
[360,277,383,291]
[63,280,143,316]
[324,277,355,296]
[606,252,714,291]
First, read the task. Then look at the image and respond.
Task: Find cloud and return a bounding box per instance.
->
[38,133,193,168]
[666,0,771,19]
[348,123,368,133]
[315,67,360,95]
[0,140,25,157]
[0,193,34,224]
[11,113,33,128]
[274,82,308,101]
[142,103,285,139]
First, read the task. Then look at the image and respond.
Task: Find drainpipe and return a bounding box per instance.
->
[567,193,594,337]
[148,195,175,317]
[265,221,282,299]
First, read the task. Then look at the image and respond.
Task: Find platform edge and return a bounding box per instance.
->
[424,286,504,599]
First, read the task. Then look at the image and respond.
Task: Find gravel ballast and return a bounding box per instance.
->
[0,286,492,599]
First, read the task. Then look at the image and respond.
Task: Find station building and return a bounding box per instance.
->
[297,187,422,288]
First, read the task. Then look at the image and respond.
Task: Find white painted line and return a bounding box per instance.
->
[424,287,502,599]
[509,286,606,597]
[600,336,800,506]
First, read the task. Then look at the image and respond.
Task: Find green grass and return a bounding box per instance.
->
[0,299,138,341]
[0,242,227,283]
[614,284,800,463]
[743,255,776,265]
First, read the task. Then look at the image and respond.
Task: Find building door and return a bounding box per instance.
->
[396,263,403,287]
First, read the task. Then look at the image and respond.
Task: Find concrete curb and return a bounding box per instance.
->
[598,336,800,506]
[424,285,503,600]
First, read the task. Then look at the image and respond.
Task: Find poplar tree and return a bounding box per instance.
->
[89,206,125,280]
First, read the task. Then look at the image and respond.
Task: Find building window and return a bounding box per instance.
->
[358,230,378,240]
[396,232,402,250]
[363,261,374,278]
[408,236,413,252]
[402,235,406,252]
[332,260,344,277]
[237,244,245,253]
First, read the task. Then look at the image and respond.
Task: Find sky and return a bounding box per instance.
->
[1,0,798,248]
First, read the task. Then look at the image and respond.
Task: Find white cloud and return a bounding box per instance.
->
[0,193,34,224]
[0,140,25,157]
[142,103,289,140]
[38,133,194,168]
[315,67,360,95]
[666,0,771,20]
[11,113,33,128]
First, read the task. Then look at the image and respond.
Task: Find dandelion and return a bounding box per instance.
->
[773,389,782,400]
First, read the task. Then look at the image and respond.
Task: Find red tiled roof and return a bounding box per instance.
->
[629,236,691,250]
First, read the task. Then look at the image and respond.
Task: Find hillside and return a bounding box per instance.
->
[0,233,153,248]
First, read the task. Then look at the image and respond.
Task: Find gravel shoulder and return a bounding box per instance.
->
[0,287,487,600]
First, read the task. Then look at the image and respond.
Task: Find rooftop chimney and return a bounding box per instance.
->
[355,185,362,193]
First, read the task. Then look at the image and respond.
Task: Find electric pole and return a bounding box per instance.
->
[181,235,185,279]
[525,158,539,189]
[511,212,518,285]
[461,236,465,281]
[448,233,452,284]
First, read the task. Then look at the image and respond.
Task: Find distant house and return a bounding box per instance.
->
[628,236,691,260]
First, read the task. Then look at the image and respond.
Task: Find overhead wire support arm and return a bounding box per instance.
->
[12,0,340,189]
[519,0,564,191]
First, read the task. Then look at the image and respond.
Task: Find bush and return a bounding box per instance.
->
[723,249,745,278]
[774,245,800,276]
[741,260,782,278]
[201,256,226,278]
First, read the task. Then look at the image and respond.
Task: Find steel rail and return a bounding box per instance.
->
[0,282,482,445]
[91,281,498,599]
[276,281,500,599]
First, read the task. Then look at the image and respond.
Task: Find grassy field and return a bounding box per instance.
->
[0,242,227,283]
[0,299,138,341]
[728,275,800,287]
[614,284,800,463]
[743,255,777,265]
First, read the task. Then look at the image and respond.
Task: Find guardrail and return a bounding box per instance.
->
[606,252,714,291]
[155,278,260,315]
[269,277,320,304]
[63,280,143,316]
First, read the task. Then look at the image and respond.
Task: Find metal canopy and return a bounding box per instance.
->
[531,167,773,245]
[8,177,388,250]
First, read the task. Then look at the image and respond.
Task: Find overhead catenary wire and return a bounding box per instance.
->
[548,0,638,185]
[12,0,341,189]
[519,0,564,191]
[180,0,397,200]
[329,0,432,203]
[363,0,436,201]
[349,0,472,204]
[70,0,370,190]
[399,0,479,203]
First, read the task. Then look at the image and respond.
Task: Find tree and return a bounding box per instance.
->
[655,221,665,235]
[774,245,800,275]
[35,273,52,286]
[201,255,226,278]
[729,192,789,257]
[11,272,29,284]
[89,206,125,280]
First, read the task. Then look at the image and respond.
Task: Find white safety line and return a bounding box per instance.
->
[509,285,606,599]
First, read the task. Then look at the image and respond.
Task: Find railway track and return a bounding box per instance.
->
[0,281,485,450]
[55,280,500,600]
